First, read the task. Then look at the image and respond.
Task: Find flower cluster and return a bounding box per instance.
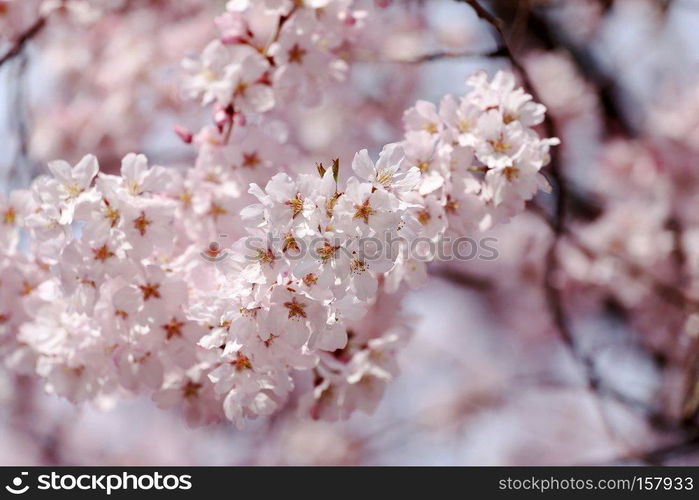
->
[0,67,557,427]
[0,0,559,427]
[193,143,421,424]
[388,70,560,289]
[183,0,374,132]
[14,155,207,410]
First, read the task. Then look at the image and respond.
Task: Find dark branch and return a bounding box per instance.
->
[456,0,691,437]
[523,6,638,136]
[611,432,699,464]
[366,46,509,64]
[0,17,46,68]
[430,265,495,292]
[462,0,571,364]
[457,0,565,230]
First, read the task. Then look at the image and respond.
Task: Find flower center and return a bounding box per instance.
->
[288,43,307,64]
[425,122,438,134]
[208,203,228,219]
[283,233,299,254]
[263,333,279,348]
[234,81,248,97]
[180,191,192,206]
[284,297,307,319]
[489,136,510,153]
[303,273,318,287]
[241,151,261,168]
[445,195,459,214]
[375,169,393,186]
[417,209,431,225]
[286,194,304,219]
[317,241,339,262]
[104,201,120,227]
[139,282,161,301]
[65,182,84,198]
[502,166,520,182]
[232,352,253,371]
[240,306,260,318]
[133,212,152,236]
[162,317,185,340]
[351,258,367,274]
[256,247,276,265]
[92,244,115,262]
[2,207,16,225]
[353,199,376,224]
[20,281,35,296]
[182,381,202,399]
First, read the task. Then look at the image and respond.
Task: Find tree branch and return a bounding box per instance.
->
[611,432,699,464]
[456,0,692,439]
[430,265,495,292]
[461,0,575,383]
[0,17,46,68]
[363,46,509,64]
[523,6,637,136]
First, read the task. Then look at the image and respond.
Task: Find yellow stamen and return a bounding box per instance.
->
[286,194,304,219]
[489,136,510,153]
[3,207,16,225]
[256,248,276,265]
[20,281,35,296]
[303,273,318,287]
[502,166,520,182]
[417,209,431,225]
[283,233,299,253]
[445,195,459,214]
[316,241,339,262]
[351,259,367,274]
[180,191,192,206]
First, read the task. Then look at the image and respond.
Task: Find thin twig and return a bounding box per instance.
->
[460,0,575,381]
[457,0,564,227]
[0,17,46,68]
[430,265,495,291]
[360,46,508,64]
[609,432,699,465]
[523,6,637,136]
